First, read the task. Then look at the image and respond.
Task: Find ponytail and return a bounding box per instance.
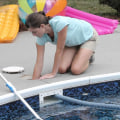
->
[38,11,52,21]
[38,11,46,16]
[25,11,52,28]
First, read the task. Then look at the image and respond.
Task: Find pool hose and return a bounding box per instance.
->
[55,94,120,110]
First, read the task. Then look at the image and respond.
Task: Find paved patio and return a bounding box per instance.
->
[0,25,120,105]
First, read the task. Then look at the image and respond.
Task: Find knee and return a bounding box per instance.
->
[58,66,68,74]
[71,64,87,75]
[71,61,89,75]
[71,66,83,75]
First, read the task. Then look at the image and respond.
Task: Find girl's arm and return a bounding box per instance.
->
[52,26,67,74]
[40,26,67,80]
[32,44,45,80]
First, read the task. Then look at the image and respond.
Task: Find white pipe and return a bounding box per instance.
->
[0,73,43,120]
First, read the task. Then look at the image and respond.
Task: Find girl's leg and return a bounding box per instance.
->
[58,46,77,73]
[71,48,93,75]
[71,28,98,75]
[59,28,97,75]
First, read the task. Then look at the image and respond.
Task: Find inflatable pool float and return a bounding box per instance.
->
[0,5,19,43]
[64,6,119,35]
[18,0,67,24]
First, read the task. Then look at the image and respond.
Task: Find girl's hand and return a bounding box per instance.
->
[39,73,56,80]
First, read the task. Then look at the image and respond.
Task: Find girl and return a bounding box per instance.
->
[25,11,98,80]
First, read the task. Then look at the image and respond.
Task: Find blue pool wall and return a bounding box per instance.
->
[0,80,120,119]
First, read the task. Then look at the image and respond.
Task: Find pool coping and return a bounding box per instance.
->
[0,72,120,106]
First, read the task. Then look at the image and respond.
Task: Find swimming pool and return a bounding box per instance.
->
[0,23,120,120]
[1,80,120,120]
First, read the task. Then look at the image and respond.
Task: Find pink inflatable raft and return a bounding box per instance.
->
[61,6,119,35]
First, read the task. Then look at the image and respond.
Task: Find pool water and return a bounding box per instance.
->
[1,80,120,120]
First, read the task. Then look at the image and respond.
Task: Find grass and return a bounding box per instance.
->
[0,0,119,20]
[67,0,119,19]
[0,0,17,6]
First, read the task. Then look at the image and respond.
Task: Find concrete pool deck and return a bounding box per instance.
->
[0,25,120,105]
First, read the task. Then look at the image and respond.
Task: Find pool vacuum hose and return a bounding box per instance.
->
[55,94,120,110]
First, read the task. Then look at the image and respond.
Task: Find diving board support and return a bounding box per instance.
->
[39,89,63,107]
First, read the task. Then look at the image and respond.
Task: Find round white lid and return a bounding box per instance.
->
[2,66,24,73]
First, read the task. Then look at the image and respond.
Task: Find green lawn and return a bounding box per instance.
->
[68,0,117,16]
[0,0,17,6]
[0,0,119,19]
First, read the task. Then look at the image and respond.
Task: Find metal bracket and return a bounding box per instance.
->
[39,89,63,107]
